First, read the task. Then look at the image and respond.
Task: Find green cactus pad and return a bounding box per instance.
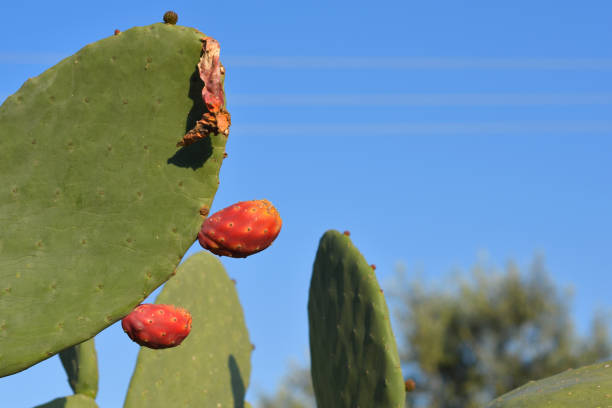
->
[59,338,98,399]
[486,360,612,408]
[34,394,99,408]
[308,230,405,407]
[0,23,229,377]
[123,251,251,407]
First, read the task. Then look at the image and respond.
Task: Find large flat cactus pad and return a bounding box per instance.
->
[0,23,229,376]
[123,251,251,407]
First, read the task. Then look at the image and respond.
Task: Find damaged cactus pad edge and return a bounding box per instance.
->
[0,21,230,377]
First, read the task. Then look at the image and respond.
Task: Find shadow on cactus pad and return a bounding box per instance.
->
[167,138,213,170]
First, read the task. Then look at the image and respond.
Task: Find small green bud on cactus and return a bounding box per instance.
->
[163,11,178,25]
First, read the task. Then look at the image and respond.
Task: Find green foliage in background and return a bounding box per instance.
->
[395,258,611,408]
[257,361,314,408]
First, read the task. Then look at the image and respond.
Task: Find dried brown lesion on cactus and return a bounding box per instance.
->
[177,37,231,147]
[199,205,210,217]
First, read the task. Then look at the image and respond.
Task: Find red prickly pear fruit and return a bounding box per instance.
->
[121,304,192,349]
[198,199,282,258]
[114,29,120,35]
[343,230,350,236]
[370,264,376,271]
[405,379,416,392]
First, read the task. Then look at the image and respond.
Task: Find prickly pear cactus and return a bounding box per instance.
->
[34,394,98,408]
[123,251,251,407]
[308,230,406,407]
[486,360,612,407]
[0,22,230,377]
[59,338,99,399]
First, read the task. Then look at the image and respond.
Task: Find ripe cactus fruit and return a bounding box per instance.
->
[121,304,192,349]
[198,199,282,258]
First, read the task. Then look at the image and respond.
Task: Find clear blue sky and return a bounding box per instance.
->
[2,1,612,407]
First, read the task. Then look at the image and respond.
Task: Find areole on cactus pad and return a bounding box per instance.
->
[198,199,282,258]
[122,304,192,349]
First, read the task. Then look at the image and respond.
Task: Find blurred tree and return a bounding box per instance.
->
[257,360,314,408]
[395,257,611,408]
[258,257,611,408]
